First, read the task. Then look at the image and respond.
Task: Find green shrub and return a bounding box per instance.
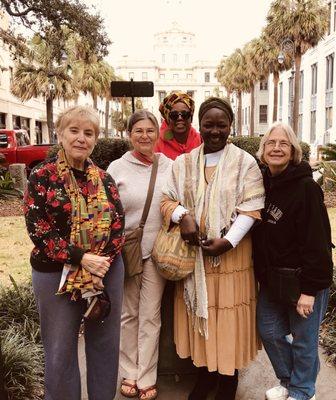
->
[1,327,44,400]
[0,277,40,343]
[47,138,131,171]
[231,136,310,162]
[320,143,336,161]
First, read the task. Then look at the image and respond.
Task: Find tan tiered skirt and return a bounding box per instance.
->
[173,234,259,376]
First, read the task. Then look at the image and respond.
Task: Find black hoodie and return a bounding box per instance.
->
[252,161,333,296]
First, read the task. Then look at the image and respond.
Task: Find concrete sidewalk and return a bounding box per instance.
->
[79,337,336,400]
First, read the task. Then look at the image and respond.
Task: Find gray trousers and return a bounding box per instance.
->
[32,254,124,400]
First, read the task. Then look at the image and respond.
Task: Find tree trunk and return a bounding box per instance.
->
[273,72,279,122]
[250,83,255,137]
[46,96,54,144]
[93,94,98,110]
[237,91,242,136]
[292,54,302,135]
[104,98,109,138]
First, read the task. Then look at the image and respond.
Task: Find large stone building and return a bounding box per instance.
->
[115,22,227,128]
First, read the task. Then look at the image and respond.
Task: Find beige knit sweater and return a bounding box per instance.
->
[107,151,172,258]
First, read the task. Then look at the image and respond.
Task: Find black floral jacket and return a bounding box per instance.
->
[24,158,125,272]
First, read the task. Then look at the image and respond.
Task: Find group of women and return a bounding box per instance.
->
[24,91,333,400]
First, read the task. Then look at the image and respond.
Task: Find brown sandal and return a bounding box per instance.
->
[120,379,138,398]
[138,385,158,400]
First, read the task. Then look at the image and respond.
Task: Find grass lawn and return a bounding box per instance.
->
[1,209,336,287]
[0,216,32,286]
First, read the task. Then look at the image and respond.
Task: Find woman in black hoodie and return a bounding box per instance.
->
[252,122,333,400]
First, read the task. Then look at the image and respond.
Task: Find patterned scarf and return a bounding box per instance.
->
[56,147,112,300]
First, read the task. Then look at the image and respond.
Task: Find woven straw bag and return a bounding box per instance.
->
[152,153,196,280]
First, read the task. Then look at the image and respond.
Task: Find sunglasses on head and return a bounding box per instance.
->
[169,110,191,121]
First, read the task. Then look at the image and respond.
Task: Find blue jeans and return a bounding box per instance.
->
[32,254,124,400]
[257,285,329,400]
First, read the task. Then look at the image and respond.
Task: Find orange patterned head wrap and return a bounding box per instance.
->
[159,91,195,123]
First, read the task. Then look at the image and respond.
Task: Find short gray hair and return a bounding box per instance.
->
[127,110,159,134]
[55,105,100,137]
[256,122,302,165]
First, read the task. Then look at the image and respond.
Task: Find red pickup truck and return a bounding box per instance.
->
[0,129,52,174]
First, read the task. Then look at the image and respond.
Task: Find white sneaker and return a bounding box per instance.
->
[288,397,315,400]
[265,385,289,400]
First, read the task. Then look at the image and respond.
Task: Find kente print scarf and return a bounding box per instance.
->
[56,147,112,300]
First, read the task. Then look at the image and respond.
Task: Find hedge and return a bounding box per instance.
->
[231,136,310,162]
[48,136,310,171]
[47,138,131,171]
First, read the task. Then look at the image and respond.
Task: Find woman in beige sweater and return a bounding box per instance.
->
[107,110,172,400]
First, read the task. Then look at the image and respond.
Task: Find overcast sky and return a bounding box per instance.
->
[84,0,273,65]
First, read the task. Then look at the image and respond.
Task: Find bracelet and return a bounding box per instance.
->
[178,209,190,224]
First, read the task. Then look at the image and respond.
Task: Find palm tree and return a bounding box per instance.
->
[265,0,329,134]
[252,32,292,122]
[217,50,249,135]
[10,35,79,143]
[75,56,115,109]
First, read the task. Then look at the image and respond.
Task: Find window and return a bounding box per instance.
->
[326,53,334,90]
[186,73,192,80]
[204,72,210,83]
[163,36,168,43]
[9,67,13,83]
[311,63,318,95]
[159,91,166,103]
[205,91,210,99]
[185,54,189,63]
[173,74,179,80]
[187,90,194,98]
[159,73,165,80]
[142,72,148,80]
[260,80,268,90]
[182,36,187,42]
[161,54,166,63]
[259,105,268,124]
[128,72,134,80]
[173,54,177,63]
[299,71,304,99]
[310,111,316,143]
[279,82,283,106]
[326,106,333,129]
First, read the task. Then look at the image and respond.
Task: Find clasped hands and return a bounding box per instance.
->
[80,253,110,291]
[180,214,233,256]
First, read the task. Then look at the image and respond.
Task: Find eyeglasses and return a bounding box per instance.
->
[168,110,191,121]
[265,140,291,149]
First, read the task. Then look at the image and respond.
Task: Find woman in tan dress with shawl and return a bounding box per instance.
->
[160,97,265,400]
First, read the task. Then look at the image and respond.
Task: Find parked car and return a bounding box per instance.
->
[0,129,52,174]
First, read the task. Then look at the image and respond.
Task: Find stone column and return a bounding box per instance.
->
[9,164,27,193]
[29,118,36,144]
[5,113,13,129]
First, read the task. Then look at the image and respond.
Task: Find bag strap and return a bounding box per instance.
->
[183,153,193,211]
[139,155,159,228]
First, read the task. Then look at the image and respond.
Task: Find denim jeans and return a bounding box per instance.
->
[32,254,124,400]
[257,285,329,400]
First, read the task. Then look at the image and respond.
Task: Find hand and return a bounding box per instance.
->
[92,275,105,291]
[201,238,233,257]
[179,214,199,246]
[296,294,315,318]
[81,253,110,278]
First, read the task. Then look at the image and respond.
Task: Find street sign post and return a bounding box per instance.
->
[110,79,154,112]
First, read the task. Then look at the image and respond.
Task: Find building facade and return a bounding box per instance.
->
[115,22,227,129]
[241,0,336,158]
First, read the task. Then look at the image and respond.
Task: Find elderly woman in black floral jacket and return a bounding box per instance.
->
[24,105,125,400]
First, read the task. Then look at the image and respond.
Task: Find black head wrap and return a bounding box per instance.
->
[198,96,234,126]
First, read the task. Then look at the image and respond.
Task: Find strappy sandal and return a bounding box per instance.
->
[120,379,138,398]
[138,385,158,400]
